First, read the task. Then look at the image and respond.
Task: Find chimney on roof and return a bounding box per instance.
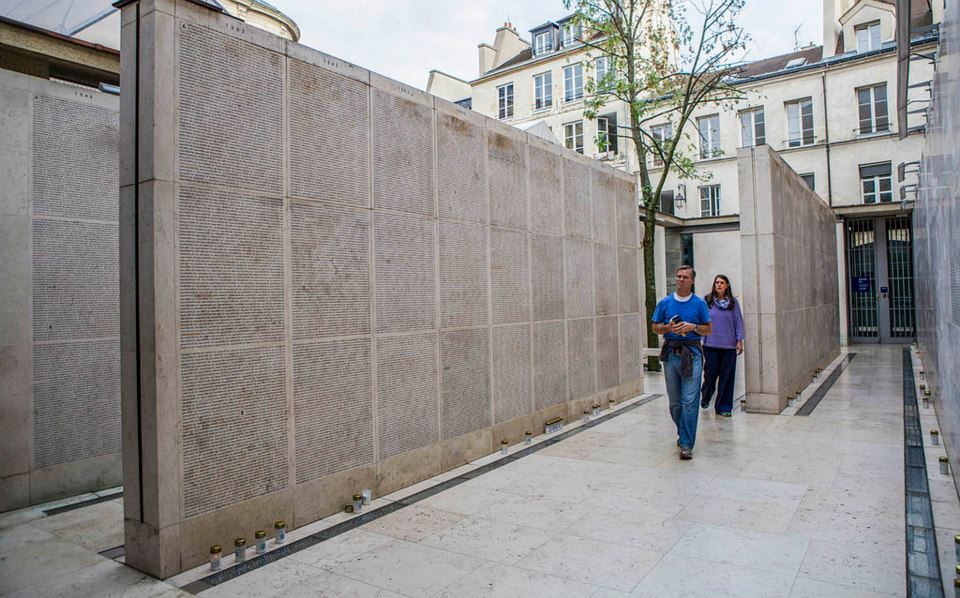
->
[484,21,529,73]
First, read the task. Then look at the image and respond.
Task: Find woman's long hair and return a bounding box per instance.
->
[704,274,736,310]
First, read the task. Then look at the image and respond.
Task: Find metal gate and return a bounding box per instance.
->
[846,215,915,342]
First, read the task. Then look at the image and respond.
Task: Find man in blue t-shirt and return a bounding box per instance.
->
[651,265,712,459]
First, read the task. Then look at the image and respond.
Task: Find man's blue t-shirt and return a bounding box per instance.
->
[651,293,711,354]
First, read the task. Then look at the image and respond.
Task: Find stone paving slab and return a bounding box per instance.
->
[0,345,956,597]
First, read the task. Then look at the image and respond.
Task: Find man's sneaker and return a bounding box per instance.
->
[701,396,711,409]
[679,447,693,460]
[717,411,732,417]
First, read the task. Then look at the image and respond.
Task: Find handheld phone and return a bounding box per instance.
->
[668,315,681,325]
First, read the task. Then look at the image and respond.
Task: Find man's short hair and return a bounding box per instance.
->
[675,264,696,278]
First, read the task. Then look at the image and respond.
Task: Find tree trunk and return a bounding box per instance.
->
[641,201,660,371]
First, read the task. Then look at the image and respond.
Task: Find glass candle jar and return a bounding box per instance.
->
[255,530,267,554]
[209,545,222,572]
[234,538,246,563]
[274,520,286,545]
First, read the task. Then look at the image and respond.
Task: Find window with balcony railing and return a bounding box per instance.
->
[857,84,889,134]
[697,115,720,158]
[651,123,673,166]
[785,98,814,147]
[564,120,584,153]
[497,83,514,119]
[739,107,765,147]
[534,72,552,110]
[563,63,583,102]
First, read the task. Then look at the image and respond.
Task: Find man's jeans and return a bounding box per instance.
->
[663,350,703,449]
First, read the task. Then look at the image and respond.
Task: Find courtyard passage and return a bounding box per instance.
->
[1,344,956,597]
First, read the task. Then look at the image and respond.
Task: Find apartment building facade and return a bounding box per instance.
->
[428,0,939,345]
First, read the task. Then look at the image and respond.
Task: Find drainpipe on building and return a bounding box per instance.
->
[821,70,834,206]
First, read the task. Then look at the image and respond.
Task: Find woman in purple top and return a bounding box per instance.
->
[699,275,744,416]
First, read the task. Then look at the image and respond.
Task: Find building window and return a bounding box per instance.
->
[855,21,881,52]
[534,31,553,56]
[739,107,765,147]
[563,64,583,102]
[786,98,814,147]
[860,162,892,203]
[697,114,720,159]
[659,190,675,215]
[595,56,614,90]
[564,120,584,153]
[597,113,619,154]
[651,123,673,166]
[699,185,721,217]
[534,72,552,110]
[800,173,815,190]
[561,22,581,47]
[497,83,514,119]
[857,84,889,134]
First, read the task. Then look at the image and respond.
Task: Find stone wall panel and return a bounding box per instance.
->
[372,91,434,215]
[288,60,369,206]
[291,201,370,339]
[492,324,532,424]
[437,112,485,223]
[294,338,373,483]
[441,329,491,438]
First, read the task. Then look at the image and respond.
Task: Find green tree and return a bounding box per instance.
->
[565,0,747,369]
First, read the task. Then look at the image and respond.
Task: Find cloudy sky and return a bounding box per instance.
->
[274,0,823,90]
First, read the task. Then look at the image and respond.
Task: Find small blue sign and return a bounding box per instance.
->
[853,277,871,293]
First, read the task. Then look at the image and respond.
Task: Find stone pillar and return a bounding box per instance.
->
[118,0,182,577]
[739,145,840,413]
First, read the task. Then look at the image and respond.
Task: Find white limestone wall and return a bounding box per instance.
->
[914,0,960,497]
[119,0,643,576]
[739,145,840,413]
[0,69,121,512]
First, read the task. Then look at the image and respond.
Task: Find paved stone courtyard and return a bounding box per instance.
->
[1,344,956,597]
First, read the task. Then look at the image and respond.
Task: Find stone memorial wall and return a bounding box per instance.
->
[914,0,960,494]
[738,145,840,413]
[0,69,121,511]
[119,0,642,576]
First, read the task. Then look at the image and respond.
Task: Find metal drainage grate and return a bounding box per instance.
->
[794,353,857,416]
[43,491,124,516]
[901,348,943,598]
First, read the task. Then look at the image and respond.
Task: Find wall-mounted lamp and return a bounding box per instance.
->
[675,183,687,210]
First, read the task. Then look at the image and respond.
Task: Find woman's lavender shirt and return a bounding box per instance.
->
[703,298,744,349]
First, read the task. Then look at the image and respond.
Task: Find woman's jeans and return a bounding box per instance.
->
[701,346,738,413]
[663,350,703,449]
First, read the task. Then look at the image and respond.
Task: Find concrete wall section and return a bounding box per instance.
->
[739,145,840,413]
[0,69,121,512]
[119,0,643,577]
[914,0,960,495]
